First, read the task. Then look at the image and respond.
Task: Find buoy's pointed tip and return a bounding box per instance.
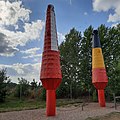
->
[93,30,98,34]
[92,29,101,48]
[48,4,54,8]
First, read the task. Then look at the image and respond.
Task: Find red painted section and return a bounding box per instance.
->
[92,30,108,107]
[40,4,62,116]
[41,51,62,79]
[92,68,108,89]
[46,90,56,116]
[40,5,62,90]
[41,79,61,90]
[98,89,106,107]
[93,82,107,90]
[40,51,62,90]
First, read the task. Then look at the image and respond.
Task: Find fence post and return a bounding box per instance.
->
[113,93,116,110]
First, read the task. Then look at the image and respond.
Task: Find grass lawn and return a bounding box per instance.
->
[0,98,46,112]
[0,98,83,112]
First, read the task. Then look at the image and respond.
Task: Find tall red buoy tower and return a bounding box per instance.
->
[92,30,108,107]
[40,4,62,116]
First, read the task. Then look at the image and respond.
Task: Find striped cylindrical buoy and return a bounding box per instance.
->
[92,30,108,107]
[40,4,62,116]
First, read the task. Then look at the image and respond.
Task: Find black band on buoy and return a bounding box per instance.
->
[92,30,101,48]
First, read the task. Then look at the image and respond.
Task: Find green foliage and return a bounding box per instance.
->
[58,28,82,99]
[40,88,46,100]
[92,90,97,102]
[58,27,95,99]
[30,79,38,99]
[0,69,10,102]
[79,26,94,94]
[30,79,37,90]
[98,24,120,95]
[0,24,119,102]
[58,24,120,100]
[14,78,30,98]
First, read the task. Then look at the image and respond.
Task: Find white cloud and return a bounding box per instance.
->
[111,22,119,27]
[21,47,42,59]
[0,62,41,83]
[0,0,44,57]
[57,32,65,45]
[22,54,42,58]
[22,54,42,59]
[21,47,40,55]
[23,20,44,41]
[0,20,44,46]
[92,0,120,23]
[0,33,19,56]
[0,1,31,26]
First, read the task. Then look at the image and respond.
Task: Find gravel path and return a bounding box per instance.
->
[0,103,120,120]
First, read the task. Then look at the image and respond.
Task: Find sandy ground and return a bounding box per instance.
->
[0,103,120,120]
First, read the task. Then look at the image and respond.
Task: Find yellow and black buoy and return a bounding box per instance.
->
[92,30,108,107]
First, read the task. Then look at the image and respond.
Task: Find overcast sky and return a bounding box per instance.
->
[0,0,120,83]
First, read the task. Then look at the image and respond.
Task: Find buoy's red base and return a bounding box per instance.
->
[98,89,106,107]
[46,90,56,116]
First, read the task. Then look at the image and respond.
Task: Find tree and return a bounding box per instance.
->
[30,79,37,99]
[98,24,120,95]
[57,28,82,99]
[14,78,30,99]
[58,24,120,100]
[0,69,10,102]
[30,79,37,90]
[79,26,94,95]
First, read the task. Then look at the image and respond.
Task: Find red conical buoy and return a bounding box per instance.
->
[40,4,62,116]
[92,30,108,107]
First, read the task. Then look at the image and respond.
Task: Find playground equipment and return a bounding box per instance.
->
[92,30,108,107]
[40,4,62,116]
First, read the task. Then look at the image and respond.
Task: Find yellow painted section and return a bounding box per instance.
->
[92,48,105,68]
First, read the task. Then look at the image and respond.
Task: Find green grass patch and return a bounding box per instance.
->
[0,98,83,112]
[57,99,83,107]
[0,99,46,112]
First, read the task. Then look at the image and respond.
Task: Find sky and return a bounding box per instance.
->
[0,0,120,83]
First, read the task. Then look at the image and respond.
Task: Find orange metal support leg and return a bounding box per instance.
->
[98,89,106,107]
[46,90,56,116]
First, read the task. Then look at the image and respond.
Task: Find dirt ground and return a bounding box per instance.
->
[86,112,120,120]
[0,103,120,120]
